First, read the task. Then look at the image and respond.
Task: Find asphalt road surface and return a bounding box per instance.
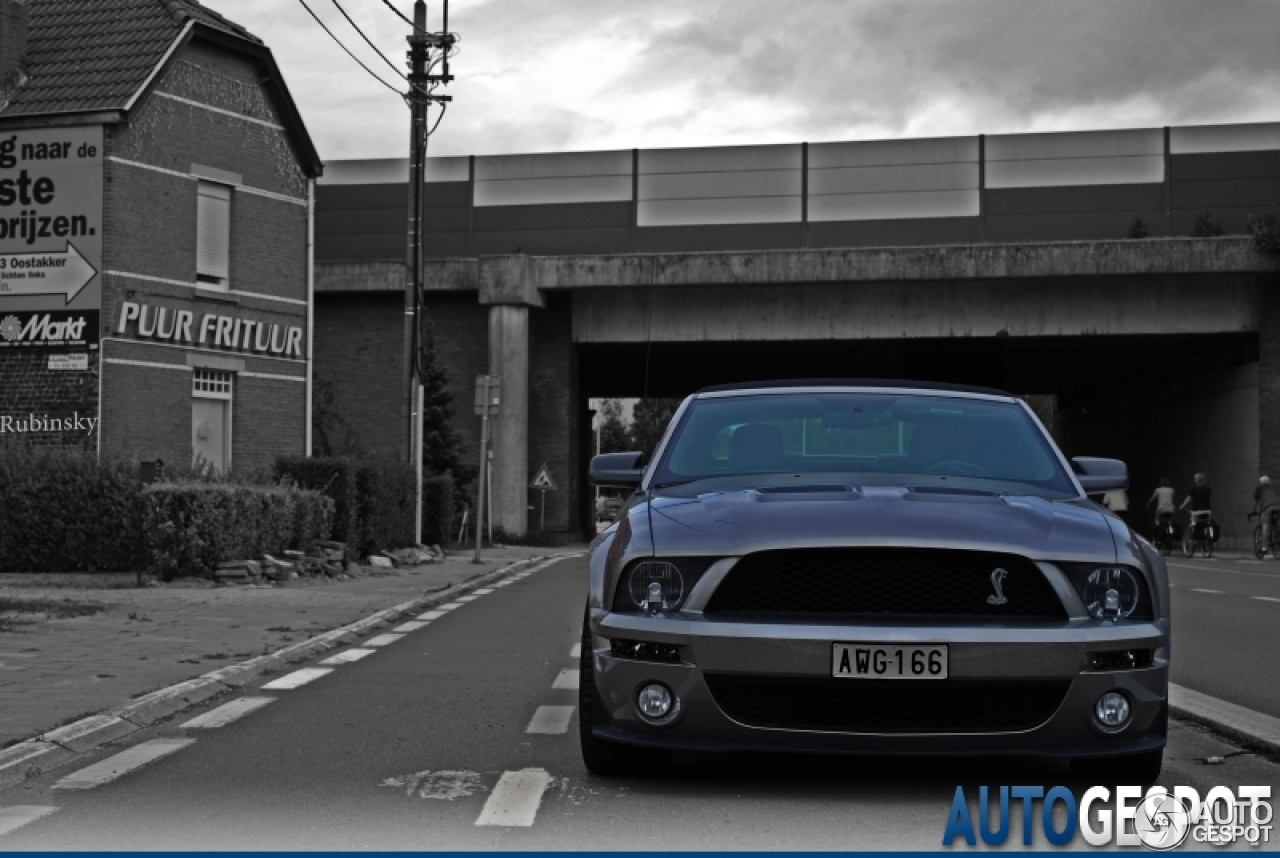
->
[1165,553,1280,717]
[1,556,1276,850]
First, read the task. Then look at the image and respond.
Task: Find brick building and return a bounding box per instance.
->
[0,0,321,473]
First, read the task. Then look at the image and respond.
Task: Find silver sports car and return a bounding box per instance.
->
[581,381,1168,781]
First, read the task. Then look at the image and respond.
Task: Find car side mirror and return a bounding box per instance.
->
[1070,457,1128,494]
[590,452,646,488]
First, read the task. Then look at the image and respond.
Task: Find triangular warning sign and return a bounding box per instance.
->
[529,463,557,491]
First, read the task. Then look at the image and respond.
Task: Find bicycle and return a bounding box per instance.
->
[1152,513,1178,556]
[1249,510,1280,559]
[1182,512,1215,558]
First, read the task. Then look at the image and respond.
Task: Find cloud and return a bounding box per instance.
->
[208,0,1280,161]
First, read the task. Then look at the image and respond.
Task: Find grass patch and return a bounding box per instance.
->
[0,572,143,590]
[0,596,105,620]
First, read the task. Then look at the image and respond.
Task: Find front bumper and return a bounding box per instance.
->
[589,610,1169,759]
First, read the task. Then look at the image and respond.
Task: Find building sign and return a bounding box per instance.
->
[0,127,103,313]
[116,301,305,358]
[48,353,88,370]
[0,309,99,351]
[0,412,98,436]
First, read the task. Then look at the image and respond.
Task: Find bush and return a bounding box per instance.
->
[142,482,333,579]
[1192,210,1225,237]
[274,456,358,546]
[421,473,455,546]
[355,459,416,556]
[0,446,146,572]
[1249,211,1280,258]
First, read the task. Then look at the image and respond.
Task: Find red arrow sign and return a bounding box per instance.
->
[0,241,98,304]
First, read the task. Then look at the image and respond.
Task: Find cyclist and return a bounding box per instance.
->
[1148,477,1178,544]
[1254,476,1280,556]
[1179,473,1212,542]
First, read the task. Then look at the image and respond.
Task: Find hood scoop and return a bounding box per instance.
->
[752,485,861,503]
[905,485,1003,504]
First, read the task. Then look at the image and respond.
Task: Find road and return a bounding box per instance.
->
[1166,552,1280,717]
[0,555,1276,850]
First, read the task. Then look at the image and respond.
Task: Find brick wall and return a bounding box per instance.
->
[0,350,99,449]
[92,35,309,473]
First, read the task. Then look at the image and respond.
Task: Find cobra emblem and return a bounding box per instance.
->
[987,568,1009,605]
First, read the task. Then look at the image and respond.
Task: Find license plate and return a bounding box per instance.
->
[832,643,948,680]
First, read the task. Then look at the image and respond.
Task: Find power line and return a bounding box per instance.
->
[295,0,403,96]
[378,0,426,34]
[329,0,406,80]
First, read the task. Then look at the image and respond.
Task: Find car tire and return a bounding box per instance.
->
[1072,748,1164,785]
[578,609,672,777]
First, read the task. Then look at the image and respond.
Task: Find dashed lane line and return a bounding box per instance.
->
[1252,596,1280,603]
[180,697,274,729]
[392,621,430,633]
[364,634,406,647]
[261,668,333,690]
[0,806,58,837]
[438,603,465,611]
[474,588,496,595]
[457,595,480,603]
[417,610,447,620]
[1191,588,1226,594]
[552,669,579,690]
[52,739,194,791]
[1168,561,1280,579]
[526,706,575,735]
[475,768,553,827]
[321,648,377,665]
[570,642,581,659]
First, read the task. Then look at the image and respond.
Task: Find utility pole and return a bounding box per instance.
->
[402,0,455,542]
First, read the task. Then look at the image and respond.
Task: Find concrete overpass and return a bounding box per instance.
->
[314,122,1280,544]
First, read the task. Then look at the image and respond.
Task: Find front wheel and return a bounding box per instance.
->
[1072,748,1164,786]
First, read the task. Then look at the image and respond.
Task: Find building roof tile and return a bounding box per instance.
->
[2,0,261,117]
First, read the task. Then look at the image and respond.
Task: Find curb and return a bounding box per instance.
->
[0,552,575,790]
[1169,683,1280,756]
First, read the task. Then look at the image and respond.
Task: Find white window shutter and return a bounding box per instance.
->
[197,182,231,284]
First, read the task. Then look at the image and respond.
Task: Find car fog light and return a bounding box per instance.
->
[1083,568,1139,620]
[1094,691,1132,731]
[636,682,680,725]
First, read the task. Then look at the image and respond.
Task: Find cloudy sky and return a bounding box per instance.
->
[212,0,1280,162]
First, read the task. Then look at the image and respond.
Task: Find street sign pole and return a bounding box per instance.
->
[540,487,547,531]
[473,375,490,563]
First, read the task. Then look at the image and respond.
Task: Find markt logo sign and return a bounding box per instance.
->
[0,127,104,315]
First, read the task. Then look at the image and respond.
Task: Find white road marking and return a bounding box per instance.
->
[473,588,496,595]
[475,768,553,827]
[392,621,430,633]
[493,581,512,588]
[364,634,405,647]
[1239,560,1264,565]
[1251,596,1280,603]
[52,739,194,790]
[0,806,58,837]
[1191,588,1226,594]
[180,697,274,728]
[570,642,581,658]
[262,668,333,690]
[552,669,579,690]
[320,648,376,665]
[1168,562,1280,579]
[417,610,446,620]
[526,705,575,734]
[457,595,479,602]
[381,769,482,800]
[438,603,465,611]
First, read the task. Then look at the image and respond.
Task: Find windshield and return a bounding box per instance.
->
[652,392,1076,496]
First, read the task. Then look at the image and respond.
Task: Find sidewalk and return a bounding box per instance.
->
[0,546,585,749]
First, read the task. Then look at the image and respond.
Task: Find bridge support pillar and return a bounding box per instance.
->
[480,255,545,538]
[1261,276,1280,481]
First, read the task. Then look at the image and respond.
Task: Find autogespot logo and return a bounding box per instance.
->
[943,784,1272,849]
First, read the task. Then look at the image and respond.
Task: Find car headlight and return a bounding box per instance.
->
[612,557,718,614]
[1061,564,1153,621]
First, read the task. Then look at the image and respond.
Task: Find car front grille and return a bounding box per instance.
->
[704,674,1071,733]
[703,547,1066,620]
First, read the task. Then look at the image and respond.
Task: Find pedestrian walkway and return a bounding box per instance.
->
[0,547,578,748]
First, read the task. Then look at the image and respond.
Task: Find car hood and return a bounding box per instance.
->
[647,485,1117,562]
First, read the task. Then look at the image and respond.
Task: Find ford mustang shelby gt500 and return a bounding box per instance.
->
[581,381,1168,781]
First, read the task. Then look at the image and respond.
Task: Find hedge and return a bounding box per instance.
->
[276,456,420,557]
[0,446,147,572]
[142,482,334,580]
